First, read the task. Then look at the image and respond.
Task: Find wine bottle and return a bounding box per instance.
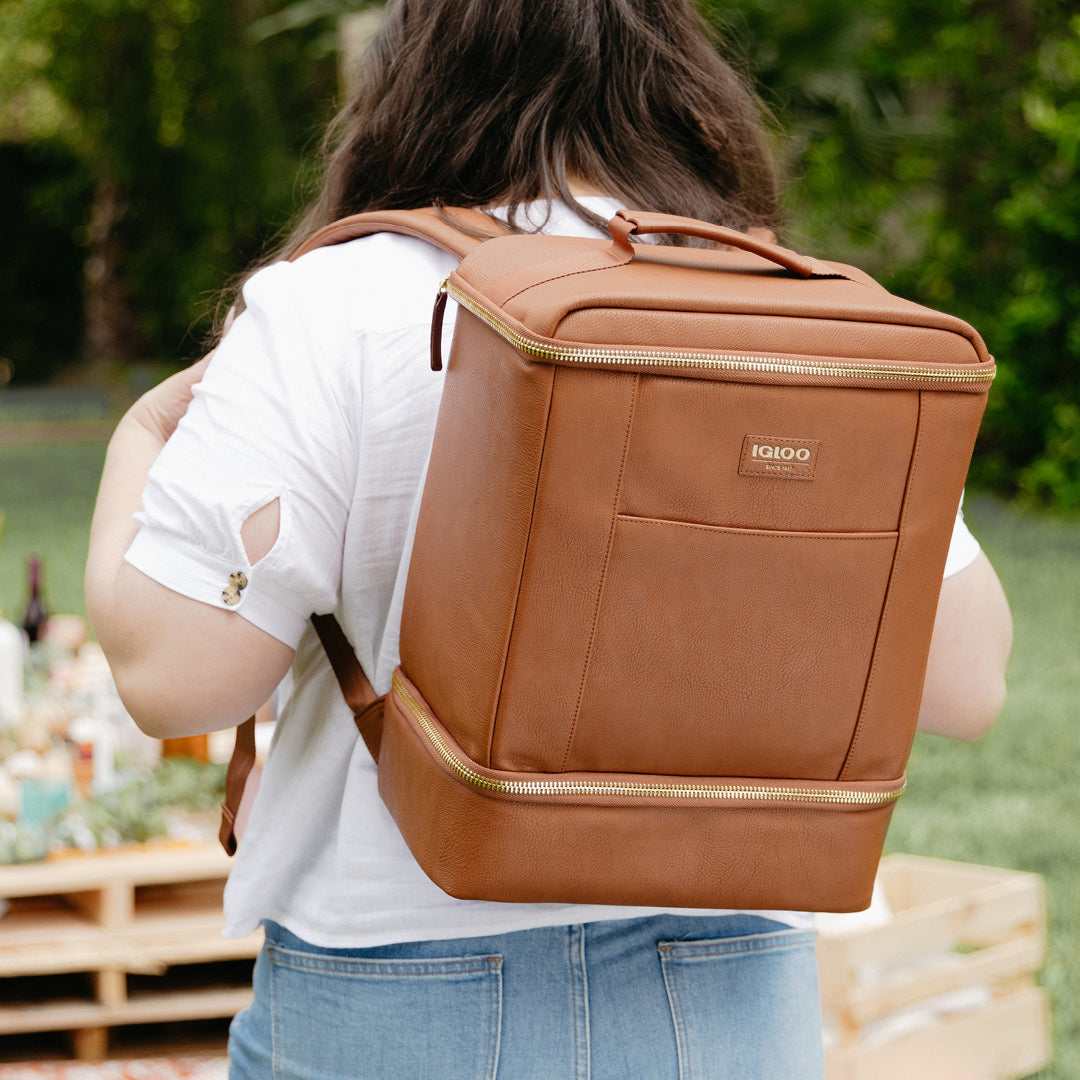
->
[21,556,48,644]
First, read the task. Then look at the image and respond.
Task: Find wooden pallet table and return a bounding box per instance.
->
[817,854,1051,1080]
[0,843,262,1060]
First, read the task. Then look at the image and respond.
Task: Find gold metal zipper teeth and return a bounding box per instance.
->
[392,674,905,808]
[446,282,993,385]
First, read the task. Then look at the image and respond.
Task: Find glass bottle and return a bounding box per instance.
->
[21,556,48,644]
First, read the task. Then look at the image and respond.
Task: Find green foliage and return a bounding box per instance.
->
[2,0,339,374]
[3,0,1078,507]
[0,143,91,384]
[888,493,1080,1079]
[705,0,1080,513]
[0,0,75,143]
[0,439,108,621]
[57,757,227,849]
[701,0,929,258]
[885,2,1080,514]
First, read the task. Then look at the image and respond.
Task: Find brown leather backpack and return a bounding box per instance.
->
[222,208,994,913]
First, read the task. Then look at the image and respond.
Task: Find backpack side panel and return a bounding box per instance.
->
[398,311,554,766]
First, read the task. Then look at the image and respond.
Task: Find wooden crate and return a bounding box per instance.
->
[817,854,1051,1080]
[0,843,262,1060]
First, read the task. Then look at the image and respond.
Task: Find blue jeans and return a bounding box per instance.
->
[228,915,824,1080]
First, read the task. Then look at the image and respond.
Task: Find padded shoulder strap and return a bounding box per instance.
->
[219,615,384,856]
[292,206,510,261]
[221,207,505,855]
[288,207,510,729]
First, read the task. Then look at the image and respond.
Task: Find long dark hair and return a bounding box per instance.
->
[222,0,778,322]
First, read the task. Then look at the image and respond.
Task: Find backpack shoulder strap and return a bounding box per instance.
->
[291,206,510,261]
[220,207,508,854]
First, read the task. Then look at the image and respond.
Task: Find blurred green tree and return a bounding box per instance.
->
[2,0,1077,508]
[0,0,338,379]
[705,0,1080,511]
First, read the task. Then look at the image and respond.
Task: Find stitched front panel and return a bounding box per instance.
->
[567,518,896,779]
[400,313,555,766]
[554,370,919,780]
[492,366,640,773]
[620,378,918,533]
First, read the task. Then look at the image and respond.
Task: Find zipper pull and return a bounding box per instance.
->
[430,280,449,371]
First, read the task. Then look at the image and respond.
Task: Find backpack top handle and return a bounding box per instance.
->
[609,209,844,280]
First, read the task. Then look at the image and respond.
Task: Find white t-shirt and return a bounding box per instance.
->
[127,197,980,947]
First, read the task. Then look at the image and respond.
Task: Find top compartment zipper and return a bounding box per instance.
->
[439,280,996,387]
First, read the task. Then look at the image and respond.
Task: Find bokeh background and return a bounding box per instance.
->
[1,2,1077,1075]
[3,0,1079,510]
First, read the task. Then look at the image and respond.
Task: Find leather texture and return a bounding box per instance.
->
[379,671,898,911]
[222,207,994,914]
[395,209,993,911]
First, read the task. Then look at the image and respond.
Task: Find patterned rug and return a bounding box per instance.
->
[0,1058,228,1079]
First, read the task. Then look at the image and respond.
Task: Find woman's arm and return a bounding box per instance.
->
[85,359,294,739]
[916,551,1013,741]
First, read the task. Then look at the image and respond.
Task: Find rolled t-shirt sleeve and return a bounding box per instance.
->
[125,259,361,649]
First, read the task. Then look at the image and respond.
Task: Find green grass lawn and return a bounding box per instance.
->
[0,440,107,621]
[0,441,1076,1076]
[887,492,1080,1080]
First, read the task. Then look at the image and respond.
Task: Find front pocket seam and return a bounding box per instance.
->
[659,945,690,1080]
[486,955,503,1080]
[563,374,641,773]
[266,947,504,1079]
[618,513,898,541]
[267,945,501,979]
[657,928,816,961]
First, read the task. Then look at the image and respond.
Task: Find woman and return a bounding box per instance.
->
[86,1,1013,1077]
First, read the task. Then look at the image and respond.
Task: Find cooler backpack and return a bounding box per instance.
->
[221,207,994,913]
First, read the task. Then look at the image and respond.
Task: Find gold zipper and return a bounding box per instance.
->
[392,674,905,808]
[445,281,994,386]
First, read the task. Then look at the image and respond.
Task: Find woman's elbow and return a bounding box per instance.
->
[918,673,1007,742]
[107,658,202,739]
